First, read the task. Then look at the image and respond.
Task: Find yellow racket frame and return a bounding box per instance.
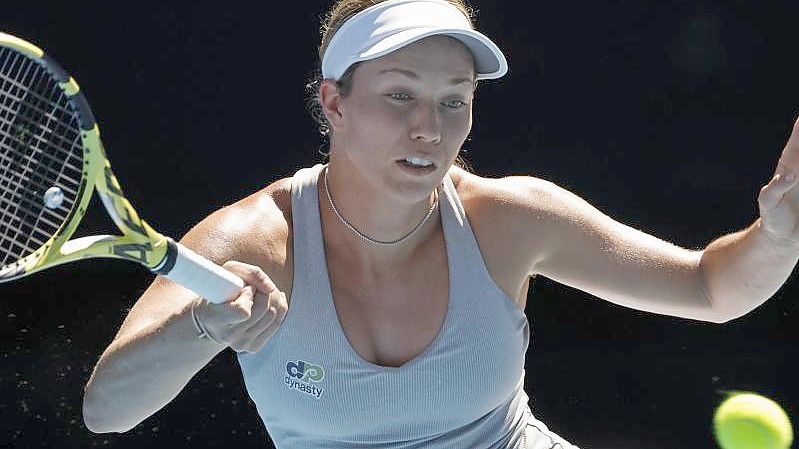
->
[0,32,169,279]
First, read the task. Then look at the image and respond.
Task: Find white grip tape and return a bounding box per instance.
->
[161,243,245,304]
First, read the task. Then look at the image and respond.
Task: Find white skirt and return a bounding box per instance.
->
[523,413,580,449]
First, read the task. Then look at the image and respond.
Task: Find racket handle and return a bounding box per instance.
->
[154,240,245,304]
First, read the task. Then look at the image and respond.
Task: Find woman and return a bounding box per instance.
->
[82,0,799,448]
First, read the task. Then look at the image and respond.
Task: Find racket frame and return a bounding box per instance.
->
[0,32,169,281]
[0,32,243,304]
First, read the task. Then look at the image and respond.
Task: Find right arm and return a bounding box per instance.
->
[82,275,231,434]
[82,192,290,433]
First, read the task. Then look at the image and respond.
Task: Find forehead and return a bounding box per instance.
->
[358,35,475,80]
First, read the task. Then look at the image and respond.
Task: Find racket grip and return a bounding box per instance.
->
[154,240,245,304]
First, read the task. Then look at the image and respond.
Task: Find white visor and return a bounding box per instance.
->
[321,0,508,81]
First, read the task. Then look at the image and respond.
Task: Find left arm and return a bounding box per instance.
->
[492,117,799,324]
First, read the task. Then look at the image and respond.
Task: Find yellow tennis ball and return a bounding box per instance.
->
[713,392,793,449]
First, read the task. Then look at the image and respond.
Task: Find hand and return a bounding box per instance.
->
[758,116,799,247]
[194,261,288,353]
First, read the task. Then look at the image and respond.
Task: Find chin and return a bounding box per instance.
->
[388,175,445,204]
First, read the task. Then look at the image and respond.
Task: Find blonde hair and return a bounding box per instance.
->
[305,0,477,171]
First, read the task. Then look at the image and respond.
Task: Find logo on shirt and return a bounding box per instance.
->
[284,360,325,398]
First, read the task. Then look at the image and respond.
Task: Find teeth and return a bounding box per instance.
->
[404,157,433,167]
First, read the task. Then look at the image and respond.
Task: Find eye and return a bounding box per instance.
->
[387,92,412,101]
[443,99,467,109]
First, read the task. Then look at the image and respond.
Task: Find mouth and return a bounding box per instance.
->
[397,156,436,169]
[396,156,437,175]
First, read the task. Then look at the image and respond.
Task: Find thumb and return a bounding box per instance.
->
[776,116,799,170]
[759,172,798,212]
[224,285,257,323]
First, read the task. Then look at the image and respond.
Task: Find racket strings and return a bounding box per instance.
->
[0,60,78,259]
[0,79,83,154]
[0,47,84,267]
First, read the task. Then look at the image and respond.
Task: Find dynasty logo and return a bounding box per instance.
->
[285,360,325,398]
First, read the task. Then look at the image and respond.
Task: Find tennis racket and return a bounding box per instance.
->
[0,32,243,304]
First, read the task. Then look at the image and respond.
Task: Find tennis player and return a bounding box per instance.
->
[82,1,799,448]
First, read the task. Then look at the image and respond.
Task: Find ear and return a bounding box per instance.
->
[320,79,346,132]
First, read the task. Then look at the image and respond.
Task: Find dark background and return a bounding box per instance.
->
[1,1,798,448]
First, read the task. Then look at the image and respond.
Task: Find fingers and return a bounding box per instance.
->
[216,261,288,353]
[194,261,288,352]
[776,116,799,169]
[222,260,277,294]
[222,261,280,323]
[197,287,285,352]
[218,260,277,322]
[233,290,288,353]
[758,172,798,212]
[194,285,257,343]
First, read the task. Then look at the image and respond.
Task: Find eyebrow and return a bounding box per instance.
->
[378,68,474,86]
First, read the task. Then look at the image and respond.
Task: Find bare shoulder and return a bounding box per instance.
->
[179,176,294,291]
[115,177,295,339]
[449,166,600,272]
[448,166,565,229]
[449,166,563,207]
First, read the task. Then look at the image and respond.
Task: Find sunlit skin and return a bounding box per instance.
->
[319,35,476,265]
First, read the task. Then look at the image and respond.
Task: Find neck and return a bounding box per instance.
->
[317,162,443,266]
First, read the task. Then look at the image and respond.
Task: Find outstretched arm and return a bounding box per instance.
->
[492,117,799,323]
[489,175,717,323]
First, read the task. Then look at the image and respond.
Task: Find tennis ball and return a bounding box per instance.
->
[713,392,793,449]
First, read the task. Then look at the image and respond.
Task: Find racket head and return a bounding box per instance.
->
[0,32,166,282]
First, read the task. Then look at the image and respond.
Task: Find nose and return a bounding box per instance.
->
[409,103,441,144]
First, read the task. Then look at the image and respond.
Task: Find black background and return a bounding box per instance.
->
[1,1,798,448]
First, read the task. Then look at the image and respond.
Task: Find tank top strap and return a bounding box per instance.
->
[439,172,490,280]
[288,163,329,306]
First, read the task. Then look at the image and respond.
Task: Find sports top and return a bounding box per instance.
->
[237,164,538,448]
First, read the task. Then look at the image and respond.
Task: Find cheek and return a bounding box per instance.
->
[355,101,407,132]
[343,100,404,161]
[443,110,472,141]
[355,109,411,160]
